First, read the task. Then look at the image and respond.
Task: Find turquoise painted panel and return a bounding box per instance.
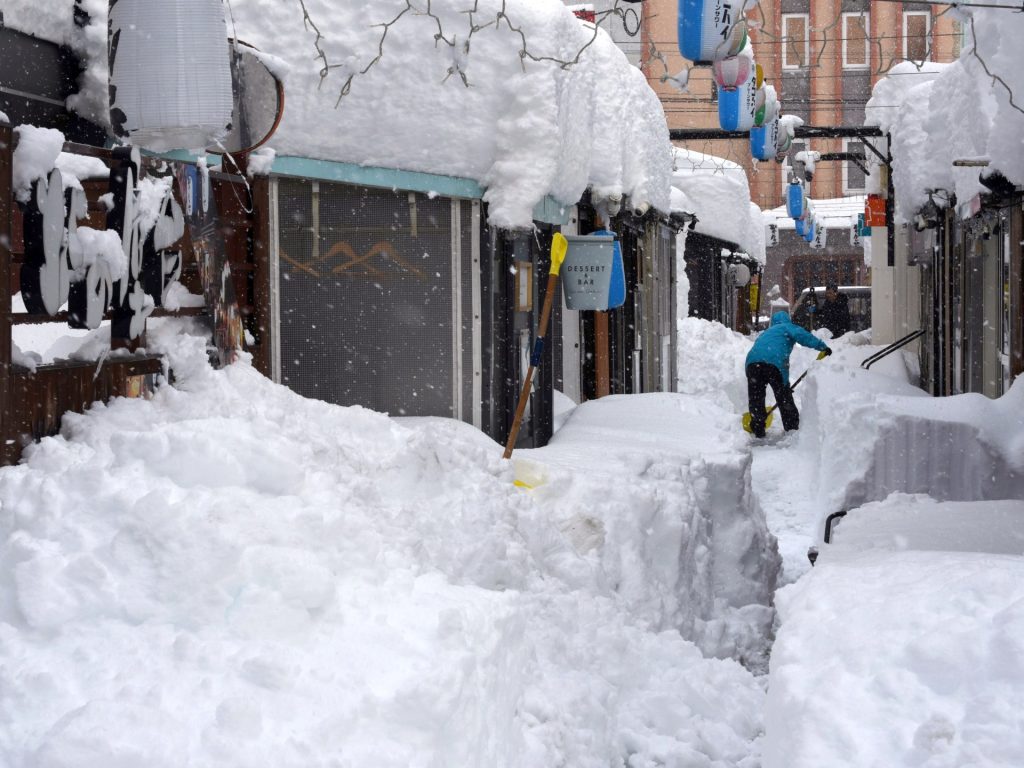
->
[270,156,484,199]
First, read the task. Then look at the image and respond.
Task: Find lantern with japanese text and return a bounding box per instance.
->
[718,66,761,131]
[678,0,748,63]
[108,0,234,151]
[750,93,779,161]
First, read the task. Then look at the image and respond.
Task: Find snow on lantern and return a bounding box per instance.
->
[108,0,234,152]
[754,82,777,128]
[678,0,748,63]
[750,88,779,161]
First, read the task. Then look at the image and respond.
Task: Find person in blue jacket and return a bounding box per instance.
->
[745,310,831,437]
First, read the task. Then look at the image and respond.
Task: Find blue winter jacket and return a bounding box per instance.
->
[745,311,829,385]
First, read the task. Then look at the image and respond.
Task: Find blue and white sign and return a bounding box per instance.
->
[678,0,747,63]
[561,232,626,311]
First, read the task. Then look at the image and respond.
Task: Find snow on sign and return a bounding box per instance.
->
[561,234,626,311]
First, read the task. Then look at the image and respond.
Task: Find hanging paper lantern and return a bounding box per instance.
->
[750,113,779,161]
[804,218,817,243]
[794,218,807,237]
[786,180,806,219]
[718,70,760,131]
[678,0,748,63]
[108,0,234,151]
[713,55,752,90]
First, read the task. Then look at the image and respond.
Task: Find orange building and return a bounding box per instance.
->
[640,0,960,211]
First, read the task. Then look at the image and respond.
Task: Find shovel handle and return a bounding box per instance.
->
[502,234,567,460]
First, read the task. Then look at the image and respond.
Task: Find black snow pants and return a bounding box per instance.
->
[746,362,800,437]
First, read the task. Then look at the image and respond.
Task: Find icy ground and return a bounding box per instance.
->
[1,315,1022,766]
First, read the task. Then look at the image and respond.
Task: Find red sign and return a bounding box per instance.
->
[865,195,886,228]
[572,6,597,23]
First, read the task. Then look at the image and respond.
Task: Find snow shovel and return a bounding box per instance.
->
[741,350,828,434]
[503,232,568,461]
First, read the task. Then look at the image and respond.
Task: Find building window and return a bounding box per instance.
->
[782,14,810,69]
[903,11,931,62]
[842,12,869,70]
[842,138,867,194]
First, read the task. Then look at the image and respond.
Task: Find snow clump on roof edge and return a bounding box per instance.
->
[866,6,1024,221]
[9,0,673,228]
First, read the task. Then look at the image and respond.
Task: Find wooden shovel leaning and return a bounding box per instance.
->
[502,232,568,460]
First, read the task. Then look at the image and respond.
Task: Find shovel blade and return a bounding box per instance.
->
[741,409,775,433]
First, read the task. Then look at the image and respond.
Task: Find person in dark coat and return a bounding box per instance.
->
[745,310,831,437]
[815,283,851,338]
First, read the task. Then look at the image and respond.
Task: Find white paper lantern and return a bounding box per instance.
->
[713,55,752,90]
[108,0,234,152]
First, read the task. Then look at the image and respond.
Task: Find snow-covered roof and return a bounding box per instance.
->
[764,195,865,231]
[4,0,673,229]
[670,148,765,264]
[866,7,1024,222]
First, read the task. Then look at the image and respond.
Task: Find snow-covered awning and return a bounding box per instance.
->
[865,6,1024,223]
[671,148,765,265]
[5,0,674,229]
[763,195,865,231]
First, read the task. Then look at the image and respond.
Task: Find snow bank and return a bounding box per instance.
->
[0,325,770,766]
[677,316,752,412]
[528,391,781,668]
[765,493,1024,768]
[672,148,765,262]
[800,365,1024,520]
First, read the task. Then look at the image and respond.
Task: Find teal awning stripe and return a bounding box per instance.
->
[270,156,485,200]
[146,150,575,225]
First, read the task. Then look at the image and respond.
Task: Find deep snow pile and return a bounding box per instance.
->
[5,0,672,229]
[764,493,1024,768]
[865,5,1024,221]
[672,148,765,263]
[521,391,780,668]
[0,320,771,767]
[799,364,1024,520]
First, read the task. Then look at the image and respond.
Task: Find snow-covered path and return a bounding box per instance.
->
[750,437,818,584]
[0,321,776,767]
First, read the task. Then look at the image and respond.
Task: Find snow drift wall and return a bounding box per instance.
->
[802,370,1024,526]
